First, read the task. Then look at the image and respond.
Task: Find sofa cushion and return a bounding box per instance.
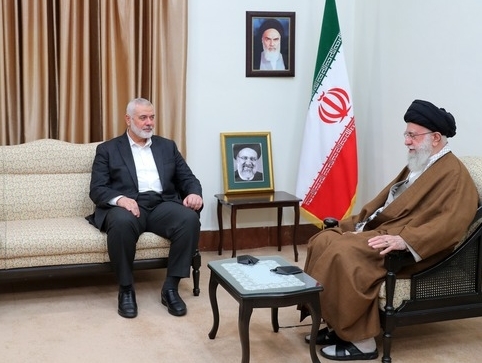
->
[378,280,411,310]
[2,217,170,269]
[1,139,97,174]
[1,139,99,221]
[3,173,94,220]
[460,156,482,204]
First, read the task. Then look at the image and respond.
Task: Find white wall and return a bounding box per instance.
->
[353,0,482,201]
[187,0,482,232]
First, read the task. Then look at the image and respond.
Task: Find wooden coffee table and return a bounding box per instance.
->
[207,256,323,363]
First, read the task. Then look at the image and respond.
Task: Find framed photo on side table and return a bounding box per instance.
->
[246,11,295,77]
[221,132,274,194]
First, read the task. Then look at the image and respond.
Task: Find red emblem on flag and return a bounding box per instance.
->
[317,87,352,124]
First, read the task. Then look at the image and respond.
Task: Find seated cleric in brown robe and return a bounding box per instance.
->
[301,99,478,361]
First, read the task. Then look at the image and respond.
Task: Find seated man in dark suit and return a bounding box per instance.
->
[87,97,203,319]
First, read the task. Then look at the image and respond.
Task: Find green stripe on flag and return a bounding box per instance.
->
[311,0,342,98]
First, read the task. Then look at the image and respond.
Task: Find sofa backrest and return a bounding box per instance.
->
[451,156,482,249]
[0,139,100,221]
[460,156,482,205]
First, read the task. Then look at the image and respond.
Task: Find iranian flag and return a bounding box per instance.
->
[295,0,358,226]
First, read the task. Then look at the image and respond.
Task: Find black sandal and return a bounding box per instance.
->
[320,341,378,361]
[304,327,339,345]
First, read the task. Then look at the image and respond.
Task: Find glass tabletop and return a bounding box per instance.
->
[208,255,322,297]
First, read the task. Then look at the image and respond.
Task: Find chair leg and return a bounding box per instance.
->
[192,249,201,296]
[382,331,392,363]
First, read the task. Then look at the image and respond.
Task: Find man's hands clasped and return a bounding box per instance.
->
[117,194,203,217]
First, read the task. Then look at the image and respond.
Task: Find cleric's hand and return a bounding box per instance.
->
[368,234,408,255]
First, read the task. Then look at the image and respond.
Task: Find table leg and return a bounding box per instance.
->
[307,296,322,363]
[271,307,279,332]
[208,273,220,339]
[238,301,253,363]
[192,250,201,296]
[293,204,300,262]
[217,200,223,255]
[230,206,238,258]
[277,207,283,251]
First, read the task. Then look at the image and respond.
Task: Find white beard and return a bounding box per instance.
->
[130,122,153,139]
[263,48,281,62]
[407,136,432,172]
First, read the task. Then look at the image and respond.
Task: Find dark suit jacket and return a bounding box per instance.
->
[87,132,202,230]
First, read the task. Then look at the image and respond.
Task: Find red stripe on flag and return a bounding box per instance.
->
[301,129,357,220]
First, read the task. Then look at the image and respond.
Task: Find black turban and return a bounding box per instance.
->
[258,18,284,38]
[233,143,261,159]
[403,99,456,137]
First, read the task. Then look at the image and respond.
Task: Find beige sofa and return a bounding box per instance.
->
[0,139,200,295]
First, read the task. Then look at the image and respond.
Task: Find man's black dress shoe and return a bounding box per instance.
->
[118,290,138,318]
[161,289,187,316]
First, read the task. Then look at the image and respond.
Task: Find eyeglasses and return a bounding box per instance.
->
[237,156,257,162]
[403,131,435,140]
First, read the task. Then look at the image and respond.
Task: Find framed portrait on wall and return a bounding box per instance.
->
[220,132,274,194]
[246,11,295,77]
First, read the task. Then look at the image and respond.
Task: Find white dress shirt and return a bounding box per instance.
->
[109,133,163,205]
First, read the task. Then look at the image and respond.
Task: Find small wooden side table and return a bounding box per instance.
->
[215,191,302,262]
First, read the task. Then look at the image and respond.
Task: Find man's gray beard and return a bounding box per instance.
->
[130,123,153,139]
[407,137,433,172]
[264,48,281,62]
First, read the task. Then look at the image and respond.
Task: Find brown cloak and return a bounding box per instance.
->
[304,152,478,341]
